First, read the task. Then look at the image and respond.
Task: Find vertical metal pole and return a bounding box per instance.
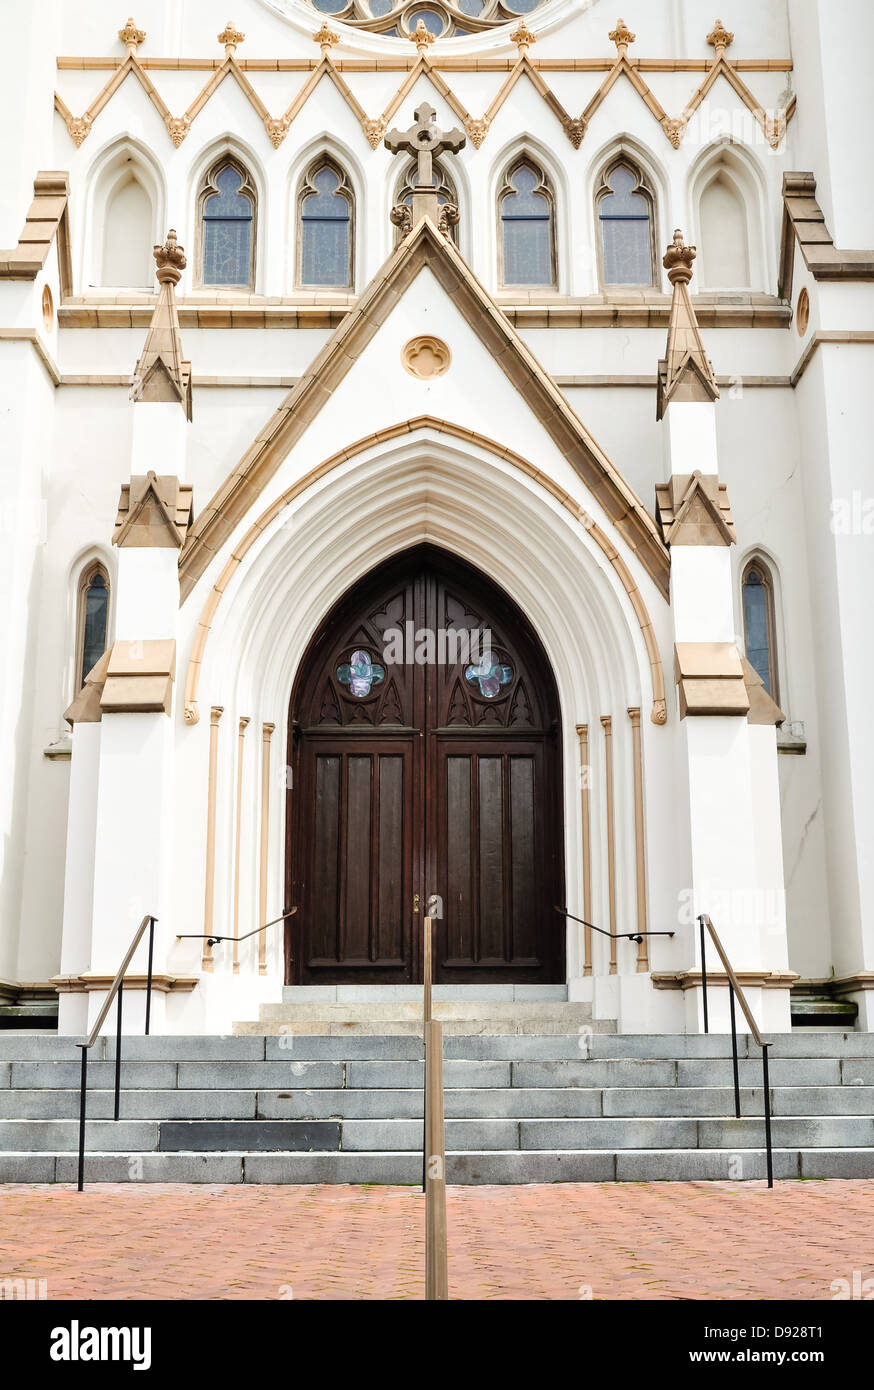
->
[423,916,432,1026]
[114,978,123,1122]
[77,1047,88,1193]
[145,917,155,1036]
[728,984,740,1119]
[698,916,709,1033]
[422,916,432,1194]
[425,1018,448,1301]
[762,1044,774,1189]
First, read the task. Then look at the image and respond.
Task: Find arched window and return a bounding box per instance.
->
[75,562,110,691]
[699,172,750,288]
[394,158,458,245]
[742,560,779,700]
[298,160,353,288]
[499,160,555,288]
[198,159,256,289]
[102,173,153,287]
[596,160,655,286]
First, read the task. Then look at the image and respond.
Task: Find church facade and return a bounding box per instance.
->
[1,0,872,1039]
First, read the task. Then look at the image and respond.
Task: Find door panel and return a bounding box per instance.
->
[287,545,563,984]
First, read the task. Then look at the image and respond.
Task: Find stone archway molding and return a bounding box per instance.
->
[182,415,667,728]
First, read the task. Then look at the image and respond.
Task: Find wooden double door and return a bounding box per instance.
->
[286,546,564,984]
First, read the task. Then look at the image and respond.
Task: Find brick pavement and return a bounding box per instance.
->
[0,1180,871,1300]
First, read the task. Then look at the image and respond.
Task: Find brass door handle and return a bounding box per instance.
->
[413,893,420,914]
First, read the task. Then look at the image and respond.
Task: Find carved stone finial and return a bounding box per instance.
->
[385,102,466,220]
[663,228,696,284]
[409,18,436,54]
[510,21,536,53]
[118,17,146,55]
[217,22,245,57]
[313,21,340,56]
[706,18,734,57]
[153,229,187,286]
[609,18,636,57]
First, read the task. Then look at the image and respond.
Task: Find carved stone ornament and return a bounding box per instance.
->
[663,228,697,284]
[563,116,587,149]
[67,114,92,148]
[706,19,734,55]
[217,22,245,57]
[364,118,388,150]
[165,115,191,147]
[438,202,460,237]
[118,17,146,54]
[465,117,490,149]
[510,22,536,53]
[153,229,187,284]
[265,115,291,148]
[390,203,413,236]
[410,18,436,53]
[401,336,451,380]
[609,18,636,57]
[313,22,340,54]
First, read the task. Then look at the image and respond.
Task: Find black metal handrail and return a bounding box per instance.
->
[698,913,774,1188]
[76,913,156,1192]
[554,905,675,945]
[175,905,298,947]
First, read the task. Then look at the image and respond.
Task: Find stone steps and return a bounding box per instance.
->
[3,1148,872,1185]
[2,1113,873,1152]
[3,1084,873,1120]
[236,998,614,1036]
[0,1032,871,1184]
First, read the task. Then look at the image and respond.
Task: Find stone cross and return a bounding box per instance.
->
[384,103,465,225]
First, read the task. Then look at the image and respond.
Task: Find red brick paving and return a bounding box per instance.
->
[1,1180,872,1300]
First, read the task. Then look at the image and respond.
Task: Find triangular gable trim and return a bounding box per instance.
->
[179,217,669,602]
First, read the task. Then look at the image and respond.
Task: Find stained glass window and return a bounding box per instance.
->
[742,564,777,697]
[465,652,513,699]
[300,164,352,288]
[338,651,385,698]
[501,163,554,287]
[599,163,653,286]
[202,164,254,287]
[79,568,109,689]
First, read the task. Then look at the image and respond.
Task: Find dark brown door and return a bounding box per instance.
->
[286,546,563,984]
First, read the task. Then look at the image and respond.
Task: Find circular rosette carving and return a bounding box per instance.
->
[401,335,451,380]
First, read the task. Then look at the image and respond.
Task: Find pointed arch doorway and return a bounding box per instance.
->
[286,545,564,985]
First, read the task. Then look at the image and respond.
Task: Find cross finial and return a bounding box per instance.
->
[118,16,146,55]
[706,18,734,58]
[609,17,635,58]
[510,21,536,54]
[663,229,697,285]
[385,103,466,225]
[217,21,245,57]
[313,21,340,56]
[409,18,436,55]
[153,229,187,286]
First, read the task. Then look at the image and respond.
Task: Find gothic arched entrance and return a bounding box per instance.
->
[286,545,564,984]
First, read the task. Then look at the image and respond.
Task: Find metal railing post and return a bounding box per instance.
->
[424,1017,448,1301]
[728,983,741,1119]
[422,914,432,1194]
[114,978,124,1122]
[762,1043,774,1189]
[145,916,155,1035]
[698,914,709,1033]
[76,1046,88,1193]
